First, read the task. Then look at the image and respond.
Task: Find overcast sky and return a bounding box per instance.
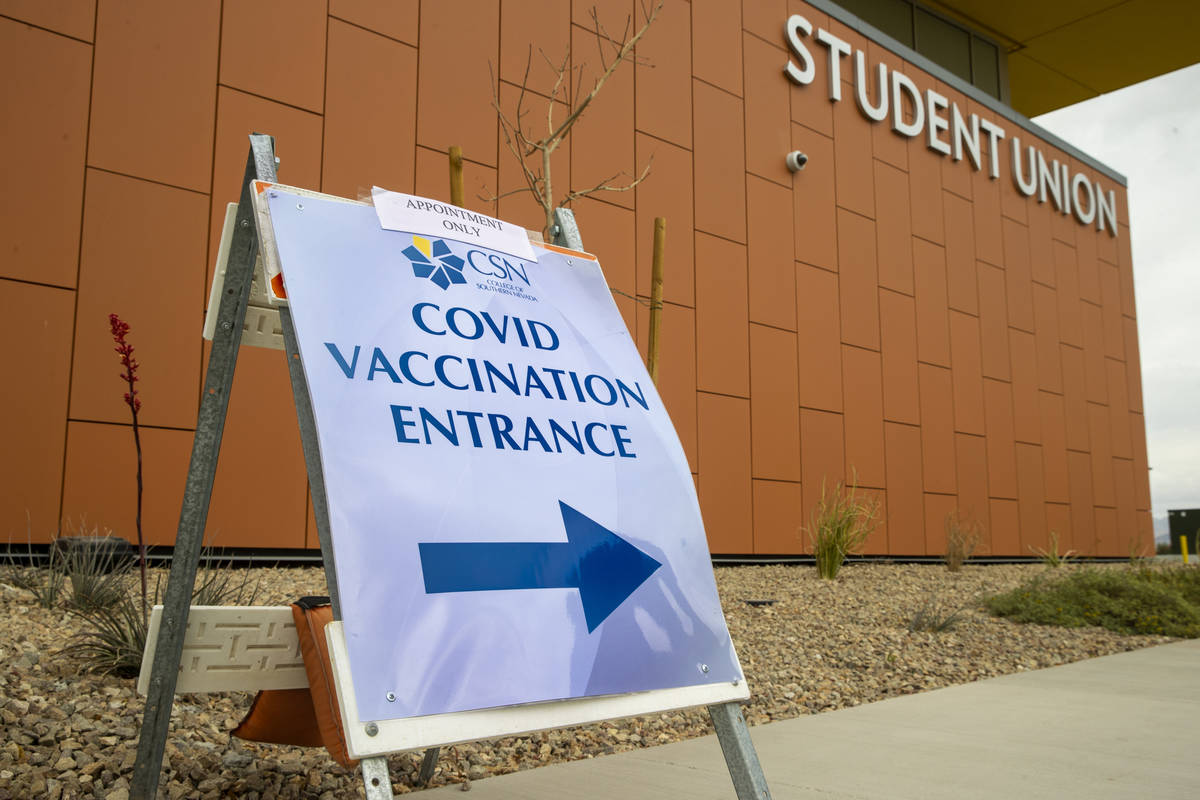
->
[1034,63,1200,538]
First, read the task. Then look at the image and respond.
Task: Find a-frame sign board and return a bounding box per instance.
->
[131,134,772,800]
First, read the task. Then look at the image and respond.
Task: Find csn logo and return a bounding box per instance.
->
[402,236,533,292]
[403,236,467,290]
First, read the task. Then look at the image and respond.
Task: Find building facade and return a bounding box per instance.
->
[2,0,1151,557]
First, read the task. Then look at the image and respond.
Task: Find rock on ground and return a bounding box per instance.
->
[0,562,1174,798]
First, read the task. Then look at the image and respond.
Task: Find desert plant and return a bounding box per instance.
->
[944,511,983,572]
[65,550,261,677]
[909,593,968,633]
[3,515,70,608]
[805,475,879,579]
[1030,530,1076,568]
[109,313,149,625]
[985,566,1200,638]
[62,539,133,613]
[3,546,68,609]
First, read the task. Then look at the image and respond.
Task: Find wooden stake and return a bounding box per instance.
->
[449,145,464,207]
[647,217,666,385]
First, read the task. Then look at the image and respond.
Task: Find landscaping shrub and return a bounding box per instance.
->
[985,567,1200,638]
[804,475,878,580]
[944,511,983,572]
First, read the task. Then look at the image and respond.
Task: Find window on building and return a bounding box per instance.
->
[835,0,1007,103]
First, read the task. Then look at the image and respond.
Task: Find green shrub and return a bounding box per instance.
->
[985,567,1200,638]
[804,475,878,580]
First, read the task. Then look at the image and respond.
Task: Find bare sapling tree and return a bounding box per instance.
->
[491,0,663,237]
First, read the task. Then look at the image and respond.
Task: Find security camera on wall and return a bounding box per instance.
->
[786,150,808,172]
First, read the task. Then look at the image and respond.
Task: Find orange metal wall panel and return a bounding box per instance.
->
[695,232,749,396]
[1002,219,1036,332]
[87,0,218,192]
[691,0,743,97]
[841,345,886,489]
[918,364,957,495]
[635,0,692,149]
[1039,392,1071,504]
[747,176,797,329]
[208,88,324,293]
[878,290,920,424]
[1031,283,1064,393]
[69,170,208,430]
[204,347,309,550]
[831,97,875,219]
[697,393,752,553]
[948,311,986,435]
[0,281,74,541]
[1009,330,1041,444]
[796,264,843,412]
[1015,442,1048,552]
[220,0,326,114]
[6,0,1150,557]
[924,493,958,556]
[752,480,803,555]
[800,409,846,529]
[416,1,498,166]
[329,0,418,45]
[976,263,1011,380]
[791,126,837,270]
[570,23,636,212]
[836,209,880,350]
[743,32,791,184]
[693,81,747,243]
[942,193,977,314]
[908,140,944,245]
[499,0,570,102]
[884,422,924,554]
[322,19,418,199]
[750,326,802,481]
[61,422,193,547]
[0,0,94,40]
[875,162,914,296]
[636,303,699,472]
[0,19,90,288]
[982,378,1018,499]
[635,136,694,305]
[1027,202,1055,287]
[913,238,951,367]
[954,433,989,525]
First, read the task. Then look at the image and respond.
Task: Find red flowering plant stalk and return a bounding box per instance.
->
[110,313,147,624]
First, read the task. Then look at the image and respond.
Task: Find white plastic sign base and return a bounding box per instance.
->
[326,621,748,758]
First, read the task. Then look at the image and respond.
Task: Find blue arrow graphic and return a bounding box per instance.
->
[418,501,662,633]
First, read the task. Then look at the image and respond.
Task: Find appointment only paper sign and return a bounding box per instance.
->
[266,188,743,723]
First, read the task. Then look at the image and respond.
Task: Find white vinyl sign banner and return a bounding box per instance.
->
[265,187,743,724]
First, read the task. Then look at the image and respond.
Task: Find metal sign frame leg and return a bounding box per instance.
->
[131,134,279,799]
[553,206,772,800]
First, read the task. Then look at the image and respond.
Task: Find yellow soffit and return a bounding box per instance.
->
[926,0,1200,116]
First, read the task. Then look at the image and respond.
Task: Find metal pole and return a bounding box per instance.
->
[708,702,773,800]
[130,133,278,799]
[647,217,666,384]
[448,145,465,208]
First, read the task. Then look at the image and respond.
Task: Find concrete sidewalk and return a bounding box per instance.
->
[427,639,1199,799]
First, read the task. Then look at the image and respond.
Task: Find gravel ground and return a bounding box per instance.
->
[0,561,1177,799]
